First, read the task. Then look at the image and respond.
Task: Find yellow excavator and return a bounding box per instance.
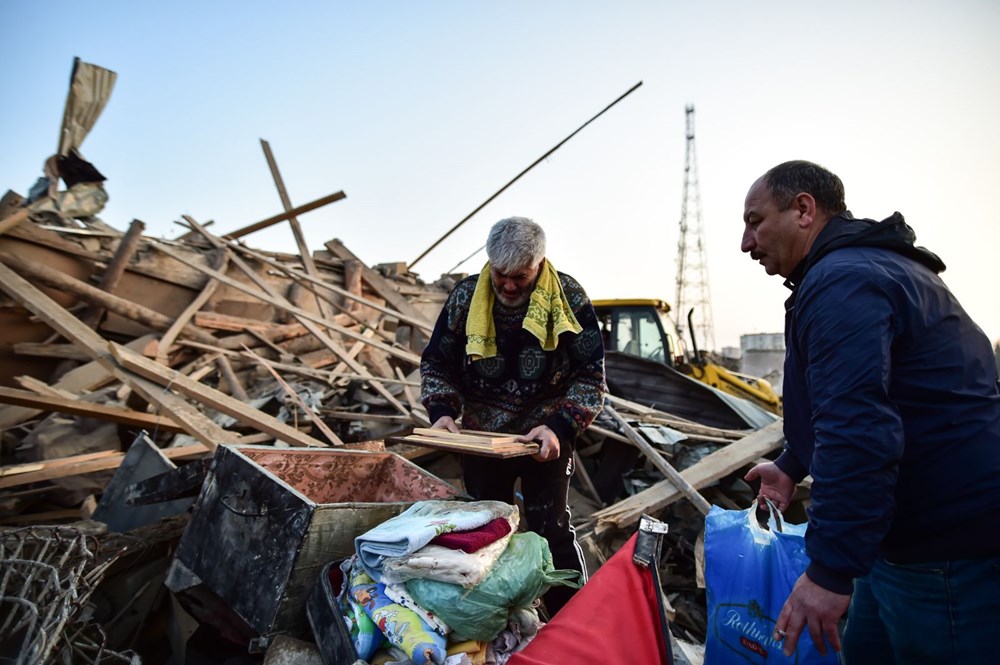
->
[592,298,783,416]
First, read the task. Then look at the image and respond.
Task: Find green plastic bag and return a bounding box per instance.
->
[405,532,580,641]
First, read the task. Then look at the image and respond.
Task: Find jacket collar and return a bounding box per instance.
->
[782,211,945,293]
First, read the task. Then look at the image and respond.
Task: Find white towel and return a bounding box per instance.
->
[355,500,518,581]
[380,525,516,587]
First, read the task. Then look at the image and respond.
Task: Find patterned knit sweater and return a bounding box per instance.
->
[420,272,606,445]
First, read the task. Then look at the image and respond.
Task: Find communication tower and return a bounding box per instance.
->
[674,105,716,355]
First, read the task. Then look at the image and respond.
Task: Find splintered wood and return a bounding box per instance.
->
[390,428,540,458]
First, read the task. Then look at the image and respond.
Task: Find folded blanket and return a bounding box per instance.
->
[356,500,518,581]
[383,582,451,636]
[381,531,515,587]
[465,259,581,360]
[431,517,512,553]
[339,558,385,661]
[349,562,447,665]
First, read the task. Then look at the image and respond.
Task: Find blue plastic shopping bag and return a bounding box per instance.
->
[704,501,838,664]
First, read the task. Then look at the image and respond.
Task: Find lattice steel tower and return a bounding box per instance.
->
[674,105,716,355]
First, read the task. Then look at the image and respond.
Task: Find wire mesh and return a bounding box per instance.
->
[0,525,140,664]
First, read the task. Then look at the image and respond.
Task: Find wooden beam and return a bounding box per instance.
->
[607,393,748,440]
[192,311,314,337]
[110,342,331,449]
[322,410,412,424]
[395,366,430,427]
[80,218,146,328]
[324,239,433,327]
[0,443,209,490]
[0,207,30,237]
[14,376,78,399]
[151,238,414,415]
[592,420,785,534]
[0,259,234,449]
[222,190,346,240]
[0,250,217,345]
[12,342,92,361]
[0,334,155,431]
[215,355,249,401]
[259,138,338,323]
[0,386,187,433]
[232,243,434,333]
[605,406,712,516]
[155,240,229,363]
[586,422,635,445]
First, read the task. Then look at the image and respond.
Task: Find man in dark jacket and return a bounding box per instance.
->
[741,160,1000,664]
[420,216,606,615]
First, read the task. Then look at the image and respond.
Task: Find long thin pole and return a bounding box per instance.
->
[409,81,643,270]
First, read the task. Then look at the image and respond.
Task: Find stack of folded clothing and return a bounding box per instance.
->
[328,500,580,665]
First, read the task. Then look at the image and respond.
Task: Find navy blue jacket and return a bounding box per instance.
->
[776,212,1000,594]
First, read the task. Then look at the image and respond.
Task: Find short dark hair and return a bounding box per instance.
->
[763,160,847,214]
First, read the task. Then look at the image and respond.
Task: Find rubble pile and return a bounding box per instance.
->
[0,59,792,665]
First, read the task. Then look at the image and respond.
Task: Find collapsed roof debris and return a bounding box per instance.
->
[0,59,795,664]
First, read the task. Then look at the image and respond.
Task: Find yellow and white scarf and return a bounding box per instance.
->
[465,259,582,360]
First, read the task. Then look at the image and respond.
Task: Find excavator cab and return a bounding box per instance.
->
[595,299,685,368]
[593,298,783,416]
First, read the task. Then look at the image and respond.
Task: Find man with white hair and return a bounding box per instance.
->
[420,216,606,615]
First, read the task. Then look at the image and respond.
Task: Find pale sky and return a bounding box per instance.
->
[3,1,998,351]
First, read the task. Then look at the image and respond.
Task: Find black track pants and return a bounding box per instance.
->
[461,441,587,616]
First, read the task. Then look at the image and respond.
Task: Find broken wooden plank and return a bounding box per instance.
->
[11,342,92,361]
[192,311,314,336]
[223,190,346,240]
[0,249,218,345]
[607,393,747,440]
[259,138,338,324]
[151,236,413,415]
[395,367,430,427]
[1,450,120,479]
[241,345,344,445]
[13,376,79,399]
[324,239,434,327]
[389,433,539,458]
[0,334,156,431]
[155,243,229,363]
[0,386,188,434]
[591,420,785,535]
[233,243,434,333]
[605,406,712,516]
[80,218,145,328]
[6,221,207,290]
[215,355,249,401]
[0,260,235,449]
[110,342,331,449]
[586,422,634,445]
[410,427,519,444]
[322,410,411,424]
[0,207,30,237]
[0,443,210,490]
[150,239,422,365]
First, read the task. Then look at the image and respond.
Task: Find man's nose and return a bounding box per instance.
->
[741,226,755,253]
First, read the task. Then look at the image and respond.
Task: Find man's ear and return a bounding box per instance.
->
[795,192,818,228]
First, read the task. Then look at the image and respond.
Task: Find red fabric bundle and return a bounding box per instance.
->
[429,517,512,553]
[507,532,670,665]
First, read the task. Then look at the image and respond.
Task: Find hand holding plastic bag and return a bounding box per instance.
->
[704,500,838,664]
